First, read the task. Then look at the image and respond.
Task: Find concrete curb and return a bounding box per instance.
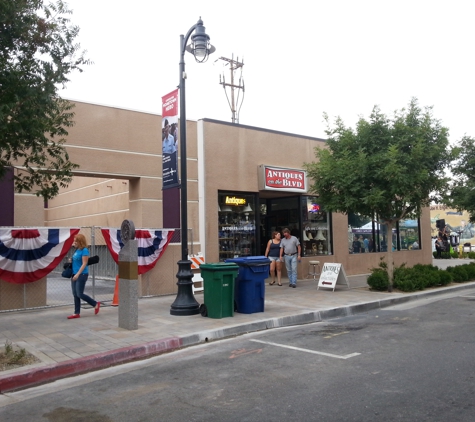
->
[0,337,182,393]
[2,281,475,393]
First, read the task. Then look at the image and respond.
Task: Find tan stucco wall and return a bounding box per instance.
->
[45,101,200,235]
[14,194,45,226]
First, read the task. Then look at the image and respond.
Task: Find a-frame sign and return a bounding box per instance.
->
[317,263,349,291]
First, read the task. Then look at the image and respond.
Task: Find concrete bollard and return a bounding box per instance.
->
[118,220,139,330]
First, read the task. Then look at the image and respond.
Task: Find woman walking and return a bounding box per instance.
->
[265,231,283,286]
[67,234,101,319]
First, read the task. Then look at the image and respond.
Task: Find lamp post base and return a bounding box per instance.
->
[170,259,200,316]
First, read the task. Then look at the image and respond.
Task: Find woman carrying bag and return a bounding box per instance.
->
[68,234,101,319]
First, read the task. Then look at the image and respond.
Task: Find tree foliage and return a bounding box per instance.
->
[0,0,90,199]
[304,98,451,289]
[445,136,475,222]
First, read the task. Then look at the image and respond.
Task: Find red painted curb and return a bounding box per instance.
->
[0,337,182,393]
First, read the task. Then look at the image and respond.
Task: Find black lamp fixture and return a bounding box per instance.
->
[170,18,215,316]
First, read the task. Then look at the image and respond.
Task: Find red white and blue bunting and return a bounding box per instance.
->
[101,228,174,275]
[0,228,80,284]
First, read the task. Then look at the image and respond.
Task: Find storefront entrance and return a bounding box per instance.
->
[218,191,333,260]
[260,195,333,257]
[259,196,300,255]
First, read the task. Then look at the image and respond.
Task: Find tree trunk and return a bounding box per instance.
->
[386,222,394,292]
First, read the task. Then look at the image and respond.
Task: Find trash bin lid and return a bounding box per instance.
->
[200,262,239,271]
[225,256,270,266]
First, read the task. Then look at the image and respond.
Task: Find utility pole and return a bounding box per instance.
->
[218,55,245,124]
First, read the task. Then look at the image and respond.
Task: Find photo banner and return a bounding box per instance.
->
[162,89,179,189]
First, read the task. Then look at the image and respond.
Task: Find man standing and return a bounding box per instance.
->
[363,236,369,253]
[162,119,177,154]
[279,228,301,288]
[352,236,361,253]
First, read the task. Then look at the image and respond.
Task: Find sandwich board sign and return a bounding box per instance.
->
[317,263,349,291]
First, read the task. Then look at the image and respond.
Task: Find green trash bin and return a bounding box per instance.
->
[199,262,239,319]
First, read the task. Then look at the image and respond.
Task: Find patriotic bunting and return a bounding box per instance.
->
[0,228,80,284]
[101,228,174,275]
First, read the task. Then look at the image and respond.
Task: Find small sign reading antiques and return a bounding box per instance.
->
[317,263,349,291]
[258,165,308,193]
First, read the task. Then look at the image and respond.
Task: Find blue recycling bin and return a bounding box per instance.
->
[225,256,270,314]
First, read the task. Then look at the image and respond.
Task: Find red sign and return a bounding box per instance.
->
[162,89,178,118]
[263,166,306,191]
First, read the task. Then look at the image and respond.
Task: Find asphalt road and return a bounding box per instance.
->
[1,289,475,422]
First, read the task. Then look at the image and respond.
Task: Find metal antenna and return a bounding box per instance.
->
[217,54,245,124]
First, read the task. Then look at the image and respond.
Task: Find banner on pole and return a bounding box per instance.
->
[317,263,349,291]
[162,89,179,189]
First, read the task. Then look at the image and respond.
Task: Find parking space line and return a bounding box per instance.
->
[250,339,360,359]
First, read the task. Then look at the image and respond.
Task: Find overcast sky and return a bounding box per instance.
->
[62,0,474,143]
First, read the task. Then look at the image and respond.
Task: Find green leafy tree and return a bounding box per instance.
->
[445,136,475,222]
[304,99,450,290]
[0,0,90,199]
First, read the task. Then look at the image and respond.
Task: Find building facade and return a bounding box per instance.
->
[3,101,433,297]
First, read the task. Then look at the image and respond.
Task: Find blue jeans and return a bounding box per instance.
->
[71,273,97,314]
[284,254,298,285]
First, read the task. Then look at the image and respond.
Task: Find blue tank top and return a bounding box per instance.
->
[269,241,281,257]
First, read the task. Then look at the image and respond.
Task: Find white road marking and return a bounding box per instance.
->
[250,339,360,359]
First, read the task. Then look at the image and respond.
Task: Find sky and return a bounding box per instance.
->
[61,0,475,143]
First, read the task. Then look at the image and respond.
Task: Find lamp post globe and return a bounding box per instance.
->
[170,18,215,316]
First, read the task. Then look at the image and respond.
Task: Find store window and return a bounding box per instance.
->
[348,213,421,253]
[218,192,257,261]
[301,196,332,256]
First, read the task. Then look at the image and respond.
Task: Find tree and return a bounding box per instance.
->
[445,136,475,222]
[304,98,450,290]
[0,0,90,199]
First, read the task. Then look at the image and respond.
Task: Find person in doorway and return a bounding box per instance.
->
[353,236,361,253]
[68,234,101,319]
[265,231,282,286]
[279,228,301,288]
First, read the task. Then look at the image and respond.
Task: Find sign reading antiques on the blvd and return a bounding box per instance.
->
[317,263,349,291]
[258,165,308,193]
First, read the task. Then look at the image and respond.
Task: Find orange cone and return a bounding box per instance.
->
[111,275,119,306]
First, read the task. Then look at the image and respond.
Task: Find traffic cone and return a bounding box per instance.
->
[111,275,119,306]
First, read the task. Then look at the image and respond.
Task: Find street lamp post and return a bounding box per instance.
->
[170,18,215,316]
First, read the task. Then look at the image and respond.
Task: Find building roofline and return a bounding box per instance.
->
[200,118,327,142]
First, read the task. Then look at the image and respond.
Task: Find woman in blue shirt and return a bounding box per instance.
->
[68,234,101,319]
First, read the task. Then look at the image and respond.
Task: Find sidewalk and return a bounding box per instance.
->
[1,258,474,393]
